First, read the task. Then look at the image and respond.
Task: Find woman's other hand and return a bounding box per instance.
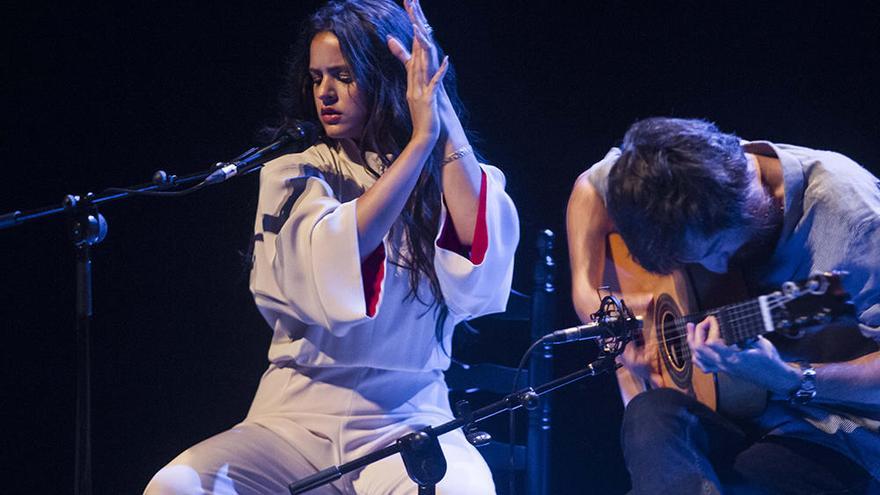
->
[387,28,448,145]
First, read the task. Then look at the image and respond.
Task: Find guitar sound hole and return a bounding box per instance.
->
[663,312,688,369]
[655,293,693,390]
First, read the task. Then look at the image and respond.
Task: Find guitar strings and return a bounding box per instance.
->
[664,296,787,336]
[652,315,786,363]
[632,293,823,369]
[635,297,790,356]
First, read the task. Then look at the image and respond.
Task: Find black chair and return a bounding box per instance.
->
[446,229,557,495]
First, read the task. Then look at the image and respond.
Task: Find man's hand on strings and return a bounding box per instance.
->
[687,316,800,394]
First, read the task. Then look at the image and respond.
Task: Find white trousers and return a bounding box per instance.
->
[144,364,495,494]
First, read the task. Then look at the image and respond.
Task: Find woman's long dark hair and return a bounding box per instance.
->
[273,0,474,338]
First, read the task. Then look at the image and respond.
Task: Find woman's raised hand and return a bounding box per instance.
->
[387,4,448,145]
[404,0,440,77]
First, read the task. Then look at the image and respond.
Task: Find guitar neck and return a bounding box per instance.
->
[680,296,773,345]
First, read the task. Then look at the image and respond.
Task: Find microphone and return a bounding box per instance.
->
[542,315,643,345]
[205,121,319,184]
[543,321,614,344]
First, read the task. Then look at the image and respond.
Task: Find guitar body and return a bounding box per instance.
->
[605,233,767,418]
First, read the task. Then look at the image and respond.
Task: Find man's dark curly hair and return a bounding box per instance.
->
[607,117,768,274]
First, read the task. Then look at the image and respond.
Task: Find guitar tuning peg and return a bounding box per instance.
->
[782,281,800,298]
[806,273,831,295]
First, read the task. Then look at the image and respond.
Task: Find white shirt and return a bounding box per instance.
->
[249,141,519,371]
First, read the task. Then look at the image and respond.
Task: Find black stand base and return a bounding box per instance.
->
[397,428,446,494]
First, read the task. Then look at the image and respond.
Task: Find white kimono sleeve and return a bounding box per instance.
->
[250,154,379,336]
[434,164,519,318]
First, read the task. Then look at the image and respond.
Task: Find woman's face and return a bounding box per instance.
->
[309,31,368,140]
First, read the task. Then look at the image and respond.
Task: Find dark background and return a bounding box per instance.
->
[3,1,879,493]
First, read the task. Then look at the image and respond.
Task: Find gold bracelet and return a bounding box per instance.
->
[441,144,473,165]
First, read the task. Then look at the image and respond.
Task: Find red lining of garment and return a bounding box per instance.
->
[471,171,489,264]
[436,171,488,263]
[364,172,488,314]
[361,243,386,317]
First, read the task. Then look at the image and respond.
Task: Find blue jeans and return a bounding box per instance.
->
[621,388,875,495]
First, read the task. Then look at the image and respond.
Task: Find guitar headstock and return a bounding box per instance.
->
[767,271,856,339]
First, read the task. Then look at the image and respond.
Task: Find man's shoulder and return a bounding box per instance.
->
[797,148,879,204]
[578,147,621,196]
[753,140,878,206]
[766,141,868,177]
[586,147,621,171]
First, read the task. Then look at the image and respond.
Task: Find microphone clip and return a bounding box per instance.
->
[592,294,640,356]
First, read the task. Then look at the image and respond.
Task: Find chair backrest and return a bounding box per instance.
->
[446,229,557,495]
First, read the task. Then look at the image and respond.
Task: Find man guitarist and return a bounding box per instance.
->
[567,117,880,494]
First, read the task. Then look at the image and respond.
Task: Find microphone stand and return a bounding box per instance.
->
[1,170,212,495]
[288,352,622,495]
[0,129,308,495]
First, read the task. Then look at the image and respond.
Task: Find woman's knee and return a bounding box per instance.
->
[143,464,205,495]
[437,459,495,495]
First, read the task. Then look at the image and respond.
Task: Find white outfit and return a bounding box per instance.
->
[145,141,519,494]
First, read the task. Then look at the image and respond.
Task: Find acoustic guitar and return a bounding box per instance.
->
[603,233,856,418]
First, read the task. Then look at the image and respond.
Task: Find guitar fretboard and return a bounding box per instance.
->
[675,297,773,345]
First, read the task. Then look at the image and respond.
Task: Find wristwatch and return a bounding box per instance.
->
[789,362,817,405]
